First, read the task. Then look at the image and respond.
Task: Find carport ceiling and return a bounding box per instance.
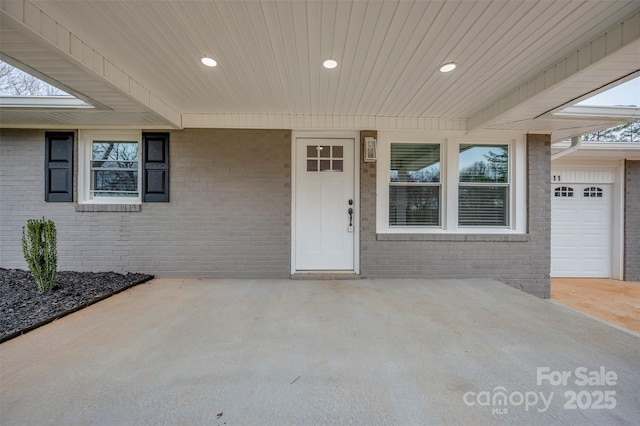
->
[1,0,639,131]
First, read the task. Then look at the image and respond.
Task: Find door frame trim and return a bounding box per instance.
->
[291,131,360,275]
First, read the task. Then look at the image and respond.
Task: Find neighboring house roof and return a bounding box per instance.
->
[552,141,640,161]
[0,0,639,136]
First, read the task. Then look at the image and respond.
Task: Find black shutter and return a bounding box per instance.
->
[142,132,170,202]
[45,132,74,202]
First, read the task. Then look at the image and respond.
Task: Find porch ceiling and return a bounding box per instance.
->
[1,0,639,134]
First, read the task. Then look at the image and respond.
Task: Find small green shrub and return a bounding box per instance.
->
[21,217,58,293]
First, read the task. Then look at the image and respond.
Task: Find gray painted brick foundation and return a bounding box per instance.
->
[359,134,551,298]
[624,160,640,281]
[0,128,292,277]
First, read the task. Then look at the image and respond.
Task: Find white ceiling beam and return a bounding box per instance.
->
[467,11,640,132]
[0,0,182,129]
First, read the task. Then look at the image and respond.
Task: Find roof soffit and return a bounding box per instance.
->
[0,1,182,128]
[1,1,639,131]
[468,11,640,132]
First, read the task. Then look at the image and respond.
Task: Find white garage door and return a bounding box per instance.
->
[551,184,612,277]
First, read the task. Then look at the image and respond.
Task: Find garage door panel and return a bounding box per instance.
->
[580,230,607,240]
[582,214,608,227]
[580,259,608,276]
[551,183,611,278]
[553,206,577,217]
[554,234,576,248]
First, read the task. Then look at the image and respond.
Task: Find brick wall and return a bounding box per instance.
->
[624,160,640,281]
[0,128,555,293]
[359,134,551,298]
[0,128,292,277]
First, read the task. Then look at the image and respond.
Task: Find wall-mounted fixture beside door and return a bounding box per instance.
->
[364,136,377,162]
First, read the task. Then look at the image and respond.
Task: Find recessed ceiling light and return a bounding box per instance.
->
[201,56,217,67]
[323,59,338,69]
[439,62,457,73]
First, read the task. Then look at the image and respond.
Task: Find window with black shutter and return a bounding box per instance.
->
[45,132,74,202]
[142,132,170,202]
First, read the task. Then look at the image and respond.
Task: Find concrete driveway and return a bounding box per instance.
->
[1,278,639,425]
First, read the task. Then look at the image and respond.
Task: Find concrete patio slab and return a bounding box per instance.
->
[1,278,639,425]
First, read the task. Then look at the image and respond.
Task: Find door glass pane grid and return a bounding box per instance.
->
[306,145,344,172]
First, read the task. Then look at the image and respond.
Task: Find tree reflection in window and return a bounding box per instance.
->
[458,145,509,226]
[91,141,138,197]
[459,145,508,183]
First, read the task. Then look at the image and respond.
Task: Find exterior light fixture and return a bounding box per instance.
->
[201,56,217,67]
[439,62,457,73]
[323,59,338,69]
[364,137,377,162]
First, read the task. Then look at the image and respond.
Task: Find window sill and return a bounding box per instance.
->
[376,233,529,242]
[75,204,141,212]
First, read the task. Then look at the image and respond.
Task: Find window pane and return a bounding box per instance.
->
[92,170,138,196]
[458,186,508,226]
[306,145,317,158]
[391,144,440,183]
[91,140,138,197]
[390,186,440,226]
[319,160,331,171]
[459,145,508,183]
[92,161,137,169]
[319,145,330,158]
[92,141,138,162]
[307,159,318,171]
[584,187,603,198]
[554,186,574,197]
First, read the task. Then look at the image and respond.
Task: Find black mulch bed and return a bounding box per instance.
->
[0,268,153,343]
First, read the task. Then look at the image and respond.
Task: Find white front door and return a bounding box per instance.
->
[294,137,355,271]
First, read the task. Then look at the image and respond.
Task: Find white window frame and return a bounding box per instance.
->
[78,130,142,204]
[377,131,526,234]
[387,140,445,231]
[457,143,511,228]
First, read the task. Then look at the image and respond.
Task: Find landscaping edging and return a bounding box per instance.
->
[0,269,154,343]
